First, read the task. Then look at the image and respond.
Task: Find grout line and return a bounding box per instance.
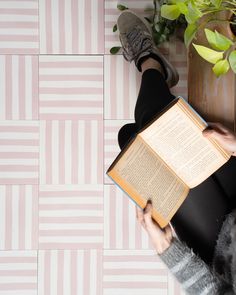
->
[37,44,39,295]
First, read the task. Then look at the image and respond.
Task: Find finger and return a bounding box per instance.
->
[164,224,173,242]
[140,220,146,230]
[135,207,146,229]
[203,129,226,142]
[205,122,229,133]
[202,128,216,137]
[136,206,148,230]
[208,122,229,132]
[136,206,144,220]
[143,202,154,227]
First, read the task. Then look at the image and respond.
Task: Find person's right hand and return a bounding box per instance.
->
[202,122,236,156]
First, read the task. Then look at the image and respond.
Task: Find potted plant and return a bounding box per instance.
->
[160,0,236,77]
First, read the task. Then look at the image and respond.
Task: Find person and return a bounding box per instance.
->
[116,10,236,294]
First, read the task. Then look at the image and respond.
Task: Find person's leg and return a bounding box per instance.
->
[172,177,231,265]
[211,156,236,208]
[118,123,137,150]
[115,11,233,265]
[117,58,231,265]
[134,62,176,130]
[118,58,176,150]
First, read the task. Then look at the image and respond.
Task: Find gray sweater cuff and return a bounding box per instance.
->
[159,237,194,269]
[158,238,222,294]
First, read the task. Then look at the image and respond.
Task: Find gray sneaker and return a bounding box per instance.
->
[117,10,179,88]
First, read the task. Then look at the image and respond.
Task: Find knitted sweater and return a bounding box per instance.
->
[159,209,236,294]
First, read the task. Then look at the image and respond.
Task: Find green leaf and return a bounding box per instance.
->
[161,4,181,20]
[215,30,233,50]
[113,24,117,32]
[176,2,188,15]
[229,50,236,73]
[212,59,230,77]
[205,29,233,51]
[210,0,222,8]
[204,28,218,50]
[117,4,128,11]
[184,23,197,47]
[192,44,224,64]
[110,46,121,54]
[185,2,202,24]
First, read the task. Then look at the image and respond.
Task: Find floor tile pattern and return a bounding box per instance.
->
[104,185,152,249]
[0,55,38,120]
[39,0,104,54]
[39,185,103,249]
[0,185,38,250]
[103,249,168,295]
[0,0,39,54]
[38,249,103,295]
[39,55,103,120]
[0,0,187,294]
[0,251,37,295]
[40,120,103,185]
[0,121,39,184]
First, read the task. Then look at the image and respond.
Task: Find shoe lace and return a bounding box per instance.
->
[121,26,153,62]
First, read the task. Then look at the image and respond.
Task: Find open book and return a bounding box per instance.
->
[106,96,232,228]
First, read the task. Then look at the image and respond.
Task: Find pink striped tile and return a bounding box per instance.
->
[39,185,103,249]
[40,120,103,184]
[104,185,155,250]
[0,185,38,250]
[0,121,39,184]
[0,251,37,295]
[104,55,142,119]
[0,0,39,54]
[38,249,102,295]
[39,56,103,120]
[104,120,134,184]
[39,0,104,54]
[103,249,168,295]
[0,55,38,120]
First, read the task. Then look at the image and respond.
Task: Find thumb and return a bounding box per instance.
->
[143,201,153,226]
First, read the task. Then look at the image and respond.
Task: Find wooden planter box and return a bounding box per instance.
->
[187,13,236,132]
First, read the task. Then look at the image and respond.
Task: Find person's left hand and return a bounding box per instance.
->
[136,200,173,254]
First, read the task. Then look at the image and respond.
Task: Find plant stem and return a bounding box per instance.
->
[197,16,213,32]
[202,7,236,16]
[223,1,236,7]
[152,0,157,24]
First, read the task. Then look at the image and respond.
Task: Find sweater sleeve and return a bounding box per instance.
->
[159,238,231,295]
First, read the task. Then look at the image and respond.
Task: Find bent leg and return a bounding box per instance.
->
[134,68,176,130]
[117,67,231,266]
[211,156,236,208]
[172,177,231,265]
[118,68,175,149]
[118,123,138,150]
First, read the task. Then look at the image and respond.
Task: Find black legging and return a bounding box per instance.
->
[117,69,236,265]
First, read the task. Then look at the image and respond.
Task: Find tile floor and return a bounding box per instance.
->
[0,0,187,294]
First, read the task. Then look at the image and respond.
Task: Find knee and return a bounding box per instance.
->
[118,123,137,150]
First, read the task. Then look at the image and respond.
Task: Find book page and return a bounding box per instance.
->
[140,102,229,188]
[109,136,189,227]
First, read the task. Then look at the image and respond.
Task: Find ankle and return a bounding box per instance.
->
[141,58,165,78]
